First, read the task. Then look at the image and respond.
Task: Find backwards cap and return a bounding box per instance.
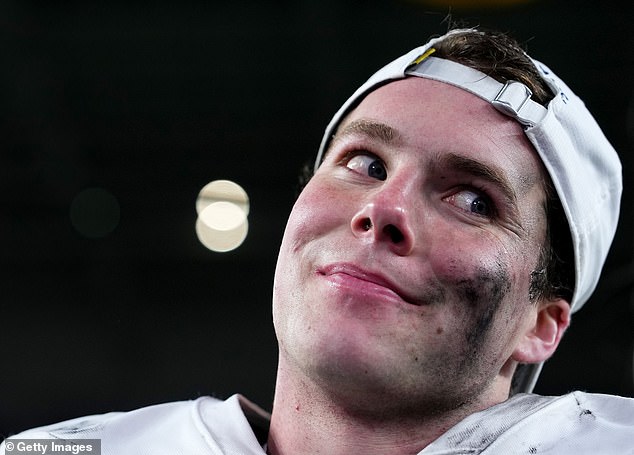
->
[314,29,622,392]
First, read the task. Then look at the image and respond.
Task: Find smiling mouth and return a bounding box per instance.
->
[318,263,423,306]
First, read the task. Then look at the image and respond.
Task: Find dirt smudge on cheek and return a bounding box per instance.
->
[454,261,512,350]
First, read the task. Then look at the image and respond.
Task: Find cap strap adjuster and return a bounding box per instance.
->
[406,56,547,127]
[493,81,532,117]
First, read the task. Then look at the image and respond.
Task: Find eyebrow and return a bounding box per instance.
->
[439,153,519,208]
[331,119,400,146]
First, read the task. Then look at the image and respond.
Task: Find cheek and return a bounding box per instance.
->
[281,178,348,253]
[426,239,517,346]
[273,178,348,316]
[428,225,536,306]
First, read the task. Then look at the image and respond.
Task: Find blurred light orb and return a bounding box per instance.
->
[195,180,249,252]
[70,187,120,238]
[196,179,249,216]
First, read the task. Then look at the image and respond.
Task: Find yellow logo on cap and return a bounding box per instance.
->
[410,47,436,66]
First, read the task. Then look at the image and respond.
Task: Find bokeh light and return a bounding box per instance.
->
[196,179,249,216]
[70,187,120,238]
[195,180,249,252]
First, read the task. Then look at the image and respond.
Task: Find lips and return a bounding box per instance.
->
[318,262,423,306]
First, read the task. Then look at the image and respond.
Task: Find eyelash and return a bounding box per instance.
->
[449,185,497,218]
[343,150,388,180]
[339,149,379,164]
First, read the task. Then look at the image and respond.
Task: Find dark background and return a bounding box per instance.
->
[2,0,633,438]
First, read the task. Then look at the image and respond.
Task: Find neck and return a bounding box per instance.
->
[267,363,510,455]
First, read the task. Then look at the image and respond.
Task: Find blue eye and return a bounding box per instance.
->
[449,190,492,217]
[346,154,387,181]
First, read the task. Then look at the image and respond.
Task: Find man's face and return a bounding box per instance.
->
[273,78,549,414]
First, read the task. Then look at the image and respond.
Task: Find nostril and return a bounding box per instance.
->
[362,218,373,231]
[384,224,404,243]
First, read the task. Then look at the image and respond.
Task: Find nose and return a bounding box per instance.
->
[350,188,415,256]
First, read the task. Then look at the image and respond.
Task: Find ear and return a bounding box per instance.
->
[512,298,571,364]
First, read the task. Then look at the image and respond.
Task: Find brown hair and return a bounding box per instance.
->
[431,29,552,105]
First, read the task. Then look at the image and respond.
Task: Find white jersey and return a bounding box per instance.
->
[2,392,633,454]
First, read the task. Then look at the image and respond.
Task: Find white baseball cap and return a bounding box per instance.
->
[314,29,622,392]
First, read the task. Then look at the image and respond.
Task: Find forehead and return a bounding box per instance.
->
[334,77,546,190]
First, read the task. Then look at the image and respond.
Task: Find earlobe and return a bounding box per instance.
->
[512,298,571,364]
